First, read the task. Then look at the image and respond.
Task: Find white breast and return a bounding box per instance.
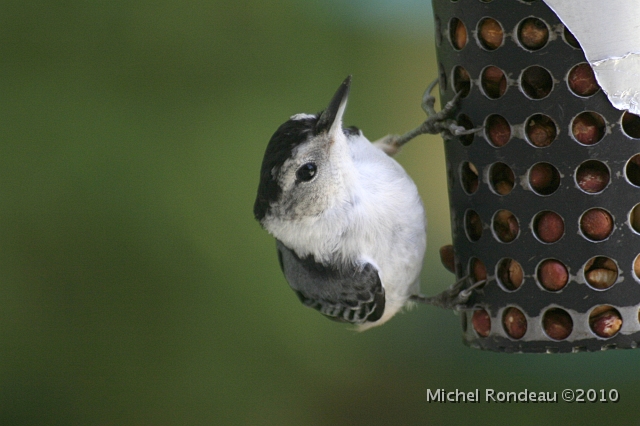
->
[344,134,427,302]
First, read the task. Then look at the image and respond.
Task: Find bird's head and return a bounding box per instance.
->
[254,76,356,230]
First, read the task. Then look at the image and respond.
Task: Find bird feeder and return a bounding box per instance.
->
[433,0,640,352]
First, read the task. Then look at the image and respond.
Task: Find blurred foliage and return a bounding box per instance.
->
[1,1,640,425]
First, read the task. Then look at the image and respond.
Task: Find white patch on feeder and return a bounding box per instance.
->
[592,54,640,114]
[543,0,640,114]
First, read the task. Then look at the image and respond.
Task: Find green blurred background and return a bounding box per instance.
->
[2,1,640,424]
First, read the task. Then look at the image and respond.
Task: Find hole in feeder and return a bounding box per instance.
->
[571,111,606,145]
[537,259,568,291]
[568,63,599,97]
[484,114,511,147]
[563,26,580,49]
[543,308,573,341]
[625,154,640,186]
[622,111,640,139]
[452,66,470,98]
[520,66,553,99]
[497,258,523,291]
[465,210,482,242]
[528,162,560,195]
[584,256,618,290]
[533,211,564,243]
[517,17,549,50]
[492,209,519,243]
[489,162,514,195]
[457,114,474,145]
[630,204,640,234]
[503,307,527,339]
[525,114,557,147]
[477,17,503,50]
[460,161,479,194]
[589,305,622,338]
[438,63,447,95]
[472,309,491,337]
[449,17,467,50]
[634,254,640,282]
[469,257,487,284]
[481,66,507,99]
[580,208,614,241]
[576,160,610,194]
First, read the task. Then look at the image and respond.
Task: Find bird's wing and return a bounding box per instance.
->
[276,240,385,324]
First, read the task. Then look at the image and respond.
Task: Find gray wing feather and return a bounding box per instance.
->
[276,240,385,324]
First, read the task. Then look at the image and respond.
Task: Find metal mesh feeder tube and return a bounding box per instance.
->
[432,0,640,353]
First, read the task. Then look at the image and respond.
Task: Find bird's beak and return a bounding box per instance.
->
[316,75,351,137]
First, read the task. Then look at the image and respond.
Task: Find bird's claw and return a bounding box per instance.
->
[374,78,481,156]
[411,275,486,310]
[420,78,440,116]
[420,80,481,140]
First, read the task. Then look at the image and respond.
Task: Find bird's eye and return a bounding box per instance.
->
[296,162,317,182]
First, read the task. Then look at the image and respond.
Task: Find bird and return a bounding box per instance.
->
[254,76,473,330]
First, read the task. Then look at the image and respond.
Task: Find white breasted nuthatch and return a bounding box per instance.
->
[254,76,476,330]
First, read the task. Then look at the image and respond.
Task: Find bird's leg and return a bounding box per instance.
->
[374,78,481,157]
[411,275,486,311]
[411,244,486,310]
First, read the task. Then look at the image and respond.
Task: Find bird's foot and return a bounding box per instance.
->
[374,78,481,157]
[411,275,486,311]
[419,79,466,138]
[373,134,402,156]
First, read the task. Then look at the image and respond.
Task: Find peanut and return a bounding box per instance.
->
[543,308,573,340]
[439,245,455,273]
[462,162,479,194]
[472,309,491,337]
[526,114,556,147]
[576,161,609,193]
[451,18,467,50]
[568,63,599,97]
[538,259,568,291]
[580,208,613,241]
[535,211,564,243]
[584,256,617,289]
[521,66,552,99]
[529,163,559,195]
[466,210,482,241]
[498,259,523,290]
[454,66,470,97]
[479,18,503,50]
[572,112,605,145]
[482,66,507,98]
[503,307,527,339]
[471,258,487,282]
[490,162,514,195]
[493,210,519,243]
[589,306,622,338]
[518,18,549,50]
[486,115,511,147]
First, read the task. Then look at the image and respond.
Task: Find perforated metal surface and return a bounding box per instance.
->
[432,0,640,352]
